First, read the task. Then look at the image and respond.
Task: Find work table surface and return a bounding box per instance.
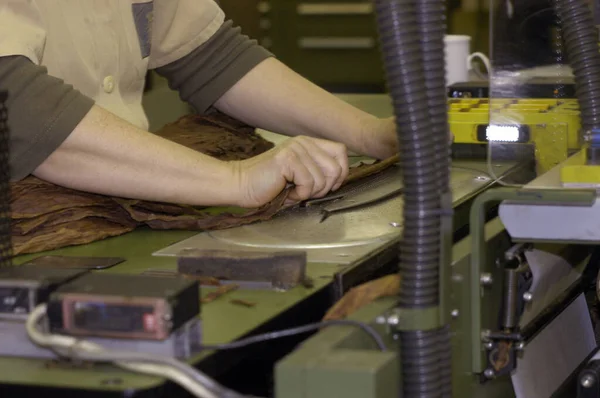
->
[0,94,510,393]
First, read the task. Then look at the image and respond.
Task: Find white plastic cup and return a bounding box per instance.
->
[444,35,490,86]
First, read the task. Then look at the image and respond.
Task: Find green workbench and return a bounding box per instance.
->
[0,94,521,396]
[5,228,349,394]
[1,94,397,396]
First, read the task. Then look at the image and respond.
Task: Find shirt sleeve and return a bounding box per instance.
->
[0,0,46,63]
[154,20,273,114]
[148,0,225,69]
[0,56,94,181]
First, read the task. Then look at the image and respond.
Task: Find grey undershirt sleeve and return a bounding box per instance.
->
[0,55,94,181]
[154,20,273,114]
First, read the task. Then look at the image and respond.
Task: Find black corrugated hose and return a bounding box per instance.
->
[553,0,600,133]
[415,0,453,396]
[373,0,450,396]
[374,0,599,395]
[415,0,453,395]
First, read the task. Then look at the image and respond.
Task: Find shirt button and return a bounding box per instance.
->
[102,76,115,93]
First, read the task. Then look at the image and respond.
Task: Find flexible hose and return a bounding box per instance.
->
[437,325,452,398]
[416,0,451,192]
[399,329,442,397]
[373,0,440,309]
[373,0,446,396]
[415,0,453,394]
[553,0,600,133]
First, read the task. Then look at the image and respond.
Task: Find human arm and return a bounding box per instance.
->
[33,104,239,206]
[35,105,348,207]
[155,21,398,160]
[214,57,398,160]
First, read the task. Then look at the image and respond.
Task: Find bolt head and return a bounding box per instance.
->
[375,316,387,324]
[484,369,495,378]
[523,292,533,302]
[451,309,459,318]
[387,314,400,326]
[484,341,494,350]
[516,342,525,351]
[480,273,493,285]
[581,374,596,388]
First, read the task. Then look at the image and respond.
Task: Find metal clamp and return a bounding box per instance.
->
[376,306,441,331]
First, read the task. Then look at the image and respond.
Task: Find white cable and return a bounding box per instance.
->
[26,304,220,398]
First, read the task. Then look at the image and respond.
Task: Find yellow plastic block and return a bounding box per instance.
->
[560,164,600,186]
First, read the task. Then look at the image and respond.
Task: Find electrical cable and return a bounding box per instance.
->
[26,305,386,397]
[26,304,249,398]
[198,319,387,352]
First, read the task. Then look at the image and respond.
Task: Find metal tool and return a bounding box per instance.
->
[320,187,403,222]
[301,193,345,208]
[176,249,310,290]
[318,166,404,222]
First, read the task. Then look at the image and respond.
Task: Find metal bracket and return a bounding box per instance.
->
[469,187,596,373]
[481,333,524,380]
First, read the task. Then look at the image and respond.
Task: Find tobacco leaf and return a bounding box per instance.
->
[10,112,398,255]
[323,274,401,321]
[201,284,239,304]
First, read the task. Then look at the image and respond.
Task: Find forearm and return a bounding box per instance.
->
[34,105,237,206]
[214,58,381,156]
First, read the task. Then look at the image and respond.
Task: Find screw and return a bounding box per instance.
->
[523,292,533,302]
[484,369,495,379]
[581,374,596,388]
[484,341,494,350]
[480,273,493,286]
[387,314,400,326]
[451,309,459,318]
[516,341,525,351]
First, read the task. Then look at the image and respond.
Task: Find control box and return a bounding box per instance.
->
[47,273,200,340]
[0,266,89,319]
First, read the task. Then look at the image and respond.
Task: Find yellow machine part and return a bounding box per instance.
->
[559,149,600,186]
[448,98,581,174]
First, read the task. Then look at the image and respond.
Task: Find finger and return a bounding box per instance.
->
[295,141,337,198]
[320,142,349,191]
[299,137,349,190]
[295,140,343,197]
[277,148,315,201]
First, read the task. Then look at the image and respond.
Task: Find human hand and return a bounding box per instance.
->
[231,136,349,208]
[362,117,454,160]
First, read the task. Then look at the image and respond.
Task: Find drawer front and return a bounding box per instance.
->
[262,0,385,87]
[296,2,373,16]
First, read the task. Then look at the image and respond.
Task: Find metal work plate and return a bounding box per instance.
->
[154,161,520,264]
